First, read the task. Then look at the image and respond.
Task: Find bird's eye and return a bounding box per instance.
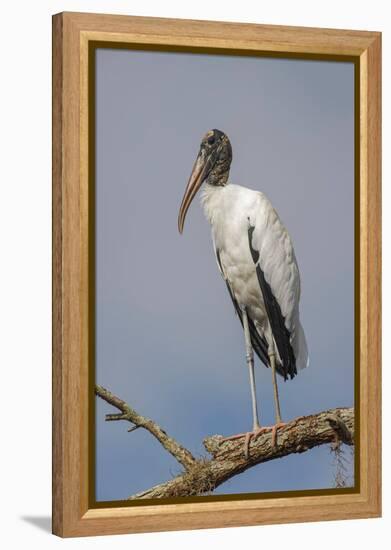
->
[207,135,215,145]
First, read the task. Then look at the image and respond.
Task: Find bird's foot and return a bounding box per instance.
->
[221,421,289,456]
[221,426,274,459]
[270,422,288,447]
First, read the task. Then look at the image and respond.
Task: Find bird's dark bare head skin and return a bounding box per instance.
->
[199,129,232,187]
[178,129,232,233]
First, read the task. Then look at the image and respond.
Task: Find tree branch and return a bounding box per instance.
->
[95,385,196,470]
[95,385,354,499]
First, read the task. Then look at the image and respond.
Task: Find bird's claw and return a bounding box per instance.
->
[270,422,288,447]
[221,422,288,457]
[221,426,273,458]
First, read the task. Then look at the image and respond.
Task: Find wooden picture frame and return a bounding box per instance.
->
[52,11,381,537]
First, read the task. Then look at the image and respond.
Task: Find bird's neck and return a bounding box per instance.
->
[200,183,229,226]
[205,167,230,187]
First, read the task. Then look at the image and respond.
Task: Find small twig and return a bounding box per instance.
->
[105,413,128,421]
[330,443,353,488]
[95,385,196,471]
[127,425,141,433]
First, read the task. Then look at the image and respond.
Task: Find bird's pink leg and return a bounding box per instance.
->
[222,307,293,458]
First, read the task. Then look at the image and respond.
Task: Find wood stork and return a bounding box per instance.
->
[178,129,308,457]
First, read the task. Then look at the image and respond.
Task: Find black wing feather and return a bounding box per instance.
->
[248,224,297,380]
[215,248,270,368]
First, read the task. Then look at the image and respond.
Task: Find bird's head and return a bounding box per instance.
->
[178,129,232,234]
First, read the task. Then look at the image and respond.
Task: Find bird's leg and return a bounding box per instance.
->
[269,340,287,446]
[221,306,273,458]
[242,307,261,431]
[269,339,281,423]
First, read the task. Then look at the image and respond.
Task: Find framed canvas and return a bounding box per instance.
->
[52,12,381,537]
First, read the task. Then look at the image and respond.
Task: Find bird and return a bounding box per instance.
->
[178,129,308,457]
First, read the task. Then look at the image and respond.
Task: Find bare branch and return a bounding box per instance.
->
[95,385,196,470]
[105,413,128,421]
[95,385,354,500]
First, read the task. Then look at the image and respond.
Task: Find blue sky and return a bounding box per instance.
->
[95,48,355,501]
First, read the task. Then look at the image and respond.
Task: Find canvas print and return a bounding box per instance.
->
[93,47,355,503]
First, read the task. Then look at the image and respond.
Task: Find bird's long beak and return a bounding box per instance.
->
[178,148,212,234]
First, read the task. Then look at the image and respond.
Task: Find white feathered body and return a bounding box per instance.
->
[201,183,308,371]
